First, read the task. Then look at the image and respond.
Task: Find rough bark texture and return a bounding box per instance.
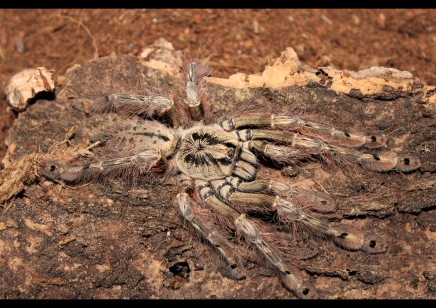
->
[1,41,436,299]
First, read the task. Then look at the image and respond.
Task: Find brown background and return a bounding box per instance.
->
[1,9,436,164]
[0,9,435,299]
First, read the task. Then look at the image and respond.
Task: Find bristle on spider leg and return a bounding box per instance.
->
[319,144,421,172]
[184,57,211,83]
[39,150,166,185]
[90,93,178,126]
[183,60,209,121]
[233,178,337,215]
[273,197,330,237]
[198,182,319,299]
[291,186,337,214]
[233,214,319,299]
[248,140,313,165]
[299,121,366,147]
[250,129,420,174]
[270,194,387,254]
[177,187,246,280]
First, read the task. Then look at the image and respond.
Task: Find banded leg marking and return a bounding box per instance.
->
[227,177,336,213]
[222,114,384,148]
[177,186,246,279]
[247,134,421,172]
[184,62,210,121]
[206,178,386,254]
[39,150,165,182]
[196,179,319,299]
[273,196,387,254]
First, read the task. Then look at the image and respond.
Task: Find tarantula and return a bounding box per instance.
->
[38,59,421,299]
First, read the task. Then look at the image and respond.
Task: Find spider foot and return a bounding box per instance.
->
[331,225,387,253]
[279,270,319,299]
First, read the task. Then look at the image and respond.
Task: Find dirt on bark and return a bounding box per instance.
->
[1,9,436,299]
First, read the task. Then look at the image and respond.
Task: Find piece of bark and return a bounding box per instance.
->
[4,67,55,112]
[1,39,435,299]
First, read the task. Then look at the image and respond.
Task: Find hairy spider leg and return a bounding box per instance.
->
[236,129,421,172]
[225,176,337,214]
[91,93,179,127]
[39,150,167,184]
[222,114,386,148]
[195,179,320,299]
[223,114,421,172]
[215,177,387,254]
[184,61,210,121]
[177,185,246,280]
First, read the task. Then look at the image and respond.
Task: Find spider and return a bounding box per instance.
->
[35,54,422,299]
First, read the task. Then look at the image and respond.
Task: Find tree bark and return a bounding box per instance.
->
[1,40,435,299]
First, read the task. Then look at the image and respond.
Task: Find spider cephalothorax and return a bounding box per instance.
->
[37,56,422,299]
[176,126,242,181]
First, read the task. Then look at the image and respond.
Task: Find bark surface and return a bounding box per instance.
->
[1,41,436,299]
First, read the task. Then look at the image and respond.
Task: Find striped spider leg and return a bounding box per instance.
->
[222,114,421,172]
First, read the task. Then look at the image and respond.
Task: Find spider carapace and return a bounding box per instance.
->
[39,59,421,299]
